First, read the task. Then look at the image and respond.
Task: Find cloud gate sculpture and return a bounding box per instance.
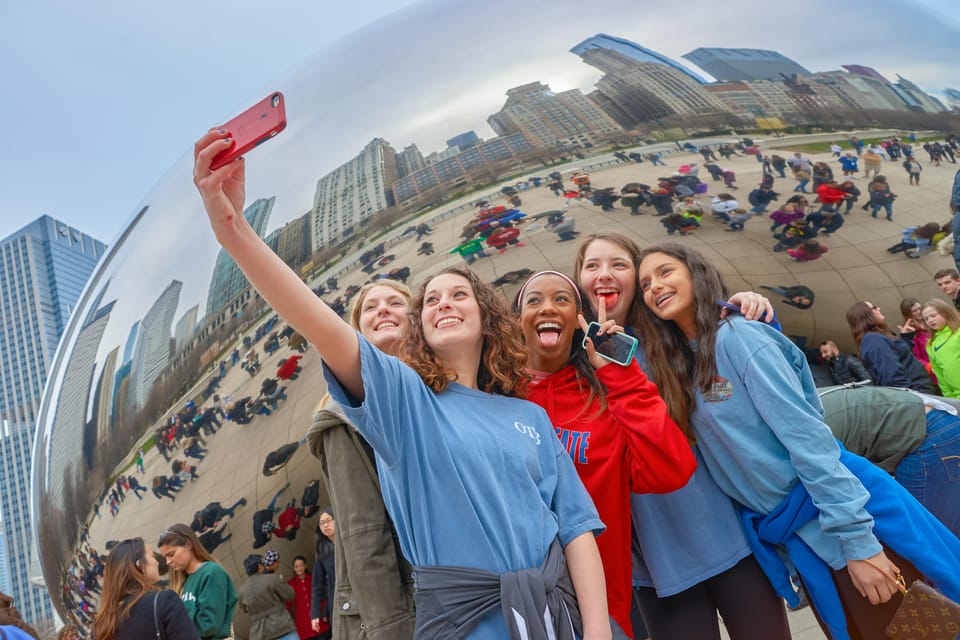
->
[33,0,959,634]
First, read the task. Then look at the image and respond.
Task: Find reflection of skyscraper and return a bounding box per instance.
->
[572,40,730,128]
[571,34,707,84]
[129,280,183,409]
[0,215,104,627]
[395,144,426,179]
[446,131,480,150]
[311,139,399,249]
[682,48,810,82]
[47,299,115,499]
[487,82,622,149]
[206,197,275,317]
[173,305,199,354]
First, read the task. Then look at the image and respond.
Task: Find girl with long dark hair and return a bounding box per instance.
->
[845,300,935,393]
[635,242,960,640]
[92,537,199,640]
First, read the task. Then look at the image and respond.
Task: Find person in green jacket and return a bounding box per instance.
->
[923,298,960,398]
[159,523,238,639]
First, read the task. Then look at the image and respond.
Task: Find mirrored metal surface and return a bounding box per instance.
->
[33,0,960,633]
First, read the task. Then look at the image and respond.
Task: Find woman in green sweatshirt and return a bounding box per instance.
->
[923,298,960,398]
[159,523,238,639]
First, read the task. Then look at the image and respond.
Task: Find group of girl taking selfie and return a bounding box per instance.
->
[89,131,960,640]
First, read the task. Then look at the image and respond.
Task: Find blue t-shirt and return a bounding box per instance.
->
[629,347,751,597]
[323,334,604,639]
[693,316,881,568]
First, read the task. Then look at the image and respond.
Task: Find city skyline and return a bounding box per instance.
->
[2,0,957,245]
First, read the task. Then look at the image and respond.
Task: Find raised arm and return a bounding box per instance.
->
[193,130,363,399]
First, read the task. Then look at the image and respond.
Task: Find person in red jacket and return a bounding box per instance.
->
[515,270,697,639]
[813,180,850,214]
[286,556,328,640]
[276,354,303,381]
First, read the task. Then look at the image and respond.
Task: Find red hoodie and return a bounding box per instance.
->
[815,183,847,205]
[526,361,696,637]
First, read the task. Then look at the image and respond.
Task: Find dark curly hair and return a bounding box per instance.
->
[403,266,530,397]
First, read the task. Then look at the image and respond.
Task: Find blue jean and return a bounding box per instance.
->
[750,204,768,215]
[871,202,893,219]
[794,179,809,192]
[894,409,960,537]
[273,632,300,640]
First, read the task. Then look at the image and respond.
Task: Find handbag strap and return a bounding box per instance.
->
[860,557,908,594]
[153,591,162,640]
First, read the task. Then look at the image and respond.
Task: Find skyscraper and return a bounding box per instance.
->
[310,138,399,249]
[206,196,275,318]
[572,34,707,84]
[682,48,811,82]
[0,215,105,627]
[574,48,730,128]
[487,81,622,149]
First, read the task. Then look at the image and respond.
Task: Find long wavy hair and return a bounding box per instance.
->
[403,266,530,397]
[513,272,607,417]
[92,538,156,640]
[846,301,895,348]
[633,244,729,440]
[157,523,217,594]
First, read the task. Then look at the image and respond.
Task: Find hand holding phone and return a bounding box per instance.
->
[210,92,287,170]
[582,321,638,367]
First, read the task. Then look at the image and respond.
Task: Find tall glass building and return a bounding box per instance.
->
[0,215,105,627]
[571,33,707,84]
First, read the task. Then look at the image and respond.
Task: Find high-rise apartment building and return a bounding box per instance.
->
[395,144,426,179]
[311,138,399,250]
[575,48,730,128]
[0,215,105,628]
[487,81,622,149]
[683,48,810,82]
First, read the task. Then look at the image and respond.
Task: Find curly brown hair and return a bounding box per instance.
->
[403,266,530,397]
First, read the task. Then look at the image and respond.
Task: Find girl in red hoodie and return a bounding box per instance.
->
[515,270,696,639]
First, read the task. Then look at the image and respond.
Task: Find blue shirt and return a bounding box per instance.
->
[324,335,604,639]
[692,316,881,568]
[629,346,751,596]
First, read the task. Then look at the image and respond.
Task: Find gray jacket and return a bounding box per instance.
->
[237,572,296,640]
[308,397,416,640]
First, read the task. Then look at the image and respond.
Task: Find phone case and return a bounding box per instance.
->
[582,322,638,366]
[210,92,287,170]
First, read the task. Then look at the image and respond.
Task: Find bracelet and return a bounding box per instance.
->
[858,557,907,594]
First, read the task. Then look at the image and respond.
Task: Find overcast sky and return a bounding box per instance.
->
[1,0,957,243]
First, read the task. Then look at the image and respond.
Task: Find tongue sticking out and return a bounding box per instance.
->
[598,292,620,309]
[539,330,561,348]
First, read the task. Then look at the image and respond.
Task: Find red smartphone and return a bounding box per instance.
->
[210,91,287,170]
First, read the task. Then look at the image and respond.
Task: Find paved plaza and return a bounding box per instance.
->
[85,132,959,639]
